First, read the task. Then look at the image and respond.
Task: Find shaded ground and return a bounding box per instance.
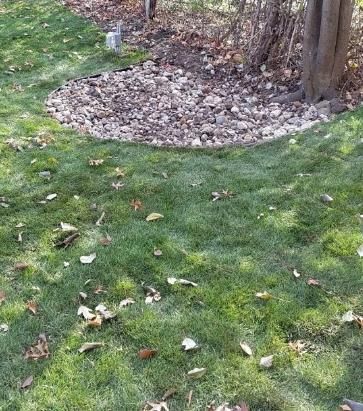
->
[0,1,363,410]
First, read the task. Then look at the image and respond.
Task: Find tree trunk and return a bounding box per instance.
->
[303,0,354,102]
[144,0,157,20]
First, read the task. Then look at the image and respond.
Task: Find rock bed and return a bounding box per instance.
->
[46,61,334,147]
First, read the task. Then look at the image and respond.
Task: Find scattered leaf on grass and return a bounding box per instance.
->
[20,375,33,389]
[115,167,125,177]
[60,222,78,232]
[77,305,96,320]
[167,278,198,287]
[15,223,25,228]
[0,324,9,332]
[144,285,161,304]
[320,194,333,203]
[89,159,104,166]
[357,244,363,257]
[339,405,352,411]
[153,249,162,257]
[211,190,234,201]
[46,193,57,201]
[79,291,87,300]
[80,253,96,264]
[293,269,301,278]
[307,278,320,286]
[138,348,158,359]
[26,300,37,315]
[143,401,169,411]
[260,355,273,368]
[78,342,104,353]
[15,262,29,271]
[187,367,207,379]
[342,311,355,323]
[95,212,105,226]
[0,290,5,304]
[94,285,107,294]
[288,340,307,355]
[239,342,253,356]
[63,261,70,268]
[162,388,177,401]
[255,291,272,301]
[119,298,135,308]
[130,199,143,211]
[112,182,125,190]
[182,337,199,351]
[146,213,164,222]
[95,304,116,320]
[17,232,23,242]
[24,334,49,360]
[99,233,112,246]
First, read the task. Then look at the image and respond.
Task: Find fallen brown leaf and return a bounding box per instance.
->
[95,304,116,320]
[288,340,307,355]
[143,401,169,411]
[112,182,125,190]
[153,249,162,257]
[20,375,33,389]
[119,298,135,308]
[94,285,107,294]
[146,213,164,222]
[56,232,79,248]
[130,199,143,211]
[77,305,96,320]
[138,348,158,360]
[144,285,161,304]
[24,334,49,360]
[95,211,105,226]
[115,167,125,177]
[87,316,102,328]
[239,342,253,356]
[260,355,273,368]
[26,300,37,315]
[255,291,272,301]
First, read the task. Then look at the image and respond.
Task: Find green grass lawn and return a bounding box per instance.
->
[0,1,362,410]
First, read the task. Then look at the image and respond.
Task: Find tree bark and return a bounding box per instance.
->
[144,0,157,20]
[303,0,354,102]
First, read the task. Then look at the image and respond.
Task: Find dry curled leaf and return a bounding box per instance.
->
[89,159,104,166]
[260,355,274,368]
[211,190,234,201]
[20,375,33,389]
[130,199,143,211]
[80,253,96,264]
[26,300,37,315]
[78,342,104,353]
[94,285,107,294]
[187,367,207,379]
[138,348,158,360]
[119,298,135,308]
[146,213,164,222]
[79,291,87,300]
[167,278,198,287]
[77,305,96,320]
[239,342,253,356]
[255,291,272,301]
[24,334,49,360]
[182,337,199,351]
[357,244,363,258]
